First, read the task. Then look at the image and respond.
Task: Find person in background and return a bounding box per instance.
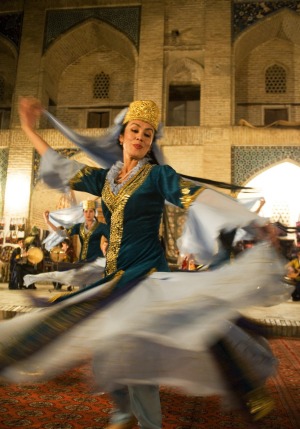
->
[285,247,300,301]
[8,236,41,290]
[51,237,77,291]
[8,238,26,289]
[24,204,108,291]
[60,238,76,263]
[43,200,109,261]
[24,225,42,249]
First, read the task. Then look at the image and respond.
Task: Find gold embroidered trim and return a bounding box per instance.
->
[103,164,153,275]
[179,178,205,209]
[123,100,160,131]
[245,386,274,421]
[79,221,99,260]
[48,291,71,303]
[69,166,98,187]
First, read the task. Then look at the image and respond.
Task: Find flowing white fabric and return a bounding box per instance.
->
[178,189,267,264]
[40,148,85,193]
[0,243,291,395]
[43,108,166,170]
[42,201,102,251]
[43,229,67,251]
[48,205,85,229]
[42,203,86,250]
[23,257,106,287]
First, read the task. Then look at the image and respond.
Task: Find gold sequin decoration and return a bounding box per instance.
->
[179,178,205,209]
[79,221,99,260]
[123,100,160,130]
[69,166,98,187]
[48,291,71,303]
[102,164,153,275]
[245,386,275,421]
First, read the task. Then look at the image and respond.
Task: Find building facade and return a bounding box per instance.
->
[0,0,300,246]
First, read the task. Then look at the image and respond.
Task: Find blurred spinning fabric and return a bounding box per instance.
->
[0,338,299,429]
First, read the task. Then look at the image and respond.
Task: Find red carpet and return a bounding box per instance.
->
[0,338,299,429]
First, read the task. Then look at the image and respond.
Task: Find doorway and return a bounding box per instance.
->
[238,161,300,228]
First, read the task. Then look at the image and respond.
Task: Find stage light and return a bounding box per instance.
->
[5,173,31,216]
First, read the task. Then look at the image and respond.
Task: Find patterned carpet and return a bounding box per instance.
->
[0,338,299,429]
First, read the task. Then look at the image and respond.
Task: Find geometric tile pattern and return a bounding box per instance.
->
[0,12,23,50]
[93,72,110,99]
[231,146,300,185]
[44,6,141,51]
[271,200,290,225]
[233,1,300,37]
[266,64,286,94]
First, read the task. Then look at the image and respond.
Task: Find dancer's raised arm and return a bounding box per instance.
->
[18,97,50,155]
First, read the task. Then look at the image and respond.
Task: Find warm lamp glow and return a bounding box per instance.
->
[5,173,31,216]
[238,162,300,228]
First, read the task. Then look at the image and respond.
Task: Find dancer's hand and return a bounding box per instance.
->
[19,97,43,131]
[18,97,50,155]
[43,210,50,222]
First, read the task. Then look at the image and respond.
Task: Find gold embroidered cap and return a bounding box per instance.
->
[123,100,160,130]
[82,200,96,210]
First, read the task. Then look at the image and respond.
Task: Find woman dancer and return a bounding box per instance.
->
[24,201,108,290]
[43,200,108,261]
[0,97,290,429]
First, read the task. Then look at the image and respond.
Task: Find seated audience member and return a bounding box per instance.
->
[8,236,42,290]
[285,247,300,301]
[60,238,76,263]
[8,238,26,289]
[52,238,77,290]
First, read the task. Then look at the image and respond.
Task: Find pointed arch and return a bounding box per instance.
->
[234,9,300,126]
[234,9,300,67]
[166,58,204,85]
[0,34,18,103]
[40,18,137,104]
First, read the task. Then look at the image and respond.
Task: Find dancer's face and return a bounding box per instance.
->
[119,120,154,161]
[83,209,95,222]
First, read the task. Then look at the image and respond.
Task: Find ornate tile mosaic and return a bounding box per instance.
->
[0,149,8,216]
[0,12,23,50]
[44,6,141,52]
[233,1,300,37]
[231,146,300,185]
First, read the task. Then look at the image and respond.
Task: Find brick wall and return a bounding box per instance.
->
[0,0,300,230]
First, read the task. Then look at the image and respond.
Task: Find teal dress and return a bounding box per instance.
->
[0,151,283,426]
[69,161,203,287]
[68,221,108,261]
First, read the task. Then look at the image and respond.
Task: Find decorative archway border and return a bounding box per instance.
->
[232,146,300,185]
[44,6,141,52]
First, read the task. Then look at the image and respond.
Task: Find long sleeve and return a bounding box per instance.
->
[178,188,268,264]
[39,148,85,192]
